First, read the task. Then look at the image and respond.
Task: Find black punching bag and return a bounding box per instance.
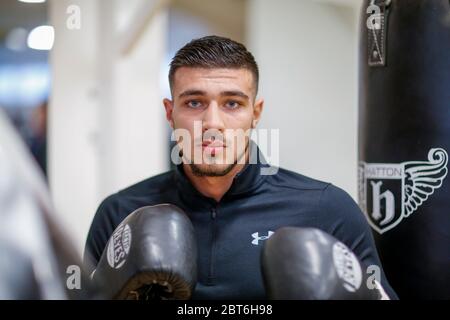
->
[359,0,450,299]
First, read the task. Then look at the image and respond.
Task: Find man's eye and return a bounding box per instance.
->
[225,101,240,109]
[187,100,202,108]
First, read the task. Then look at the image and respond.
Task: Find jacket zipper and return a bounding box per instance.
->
[208,206,217,285]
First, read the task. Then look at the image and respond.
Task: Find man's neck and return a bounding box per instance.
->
[183,160,247,203]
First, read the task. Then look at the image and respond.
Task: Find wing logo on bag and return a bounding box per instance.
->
[358,148,448,234]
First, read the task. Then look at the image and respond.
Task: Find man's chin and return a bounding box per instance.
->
[189,163,237,177]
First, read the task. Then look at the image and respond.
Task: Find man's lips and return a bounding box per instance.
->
[201,141,225,148]
[200,141,225,156]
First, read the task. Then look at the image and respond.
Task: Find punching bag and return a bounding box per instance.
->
[359,0,450,299]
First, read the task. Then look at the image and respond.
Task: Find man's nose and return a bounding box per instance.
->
[202,102,225,132]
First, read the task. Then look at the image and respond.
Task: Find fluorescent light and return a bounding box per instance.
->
[27,25,54,51]
[18,0,47,3]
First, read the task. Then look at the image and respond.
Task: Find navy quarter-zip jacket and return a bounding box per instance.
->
[84,152,398,299]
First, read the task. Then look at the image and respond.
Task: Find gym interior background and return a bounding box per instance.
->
[0,0,361,256]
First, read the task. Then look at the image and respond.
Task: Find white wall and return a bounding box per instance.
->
[49,0,101,254]
[98,0,169,197]
[49,0,168,254]
[247,0,361,197]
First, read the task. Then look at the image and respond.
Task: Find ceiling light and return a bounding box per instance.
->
[18,0,47,3]
[27,25,54,51]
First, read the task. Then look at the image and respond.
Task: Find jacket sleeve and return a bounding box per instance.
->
[83,194,119,275]
[318,183,399,300]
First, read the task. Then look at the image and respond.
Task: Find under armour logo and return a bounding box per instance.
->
[251,231,274,245]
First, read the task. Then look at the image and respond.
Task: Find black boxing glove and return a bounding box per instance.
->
[92,204,197,300]
[261,227,389,300]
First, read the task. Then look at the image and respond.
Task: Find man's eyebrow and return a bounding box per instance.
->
[178,90,207,98]
[220,91,250,100]
[178,89,250,100]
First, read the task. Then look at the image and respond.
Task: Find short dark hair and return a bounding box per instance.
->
[169,35,259,95]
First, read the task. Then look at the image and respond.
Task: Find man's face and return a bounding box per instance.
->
[164,67,263,176]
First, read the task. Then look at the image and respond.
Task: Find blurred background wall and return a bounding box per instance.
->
[0,0,361,254]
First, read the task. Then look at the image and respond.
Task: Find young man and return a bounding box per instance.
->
[84,35,397,299]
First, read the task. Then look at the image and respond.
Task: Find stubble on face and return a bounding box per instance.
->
[187,138,249,177]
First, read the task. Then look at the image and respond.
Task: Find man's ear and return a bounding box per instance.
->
[252,98,264,128]
[163,98,175,129]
